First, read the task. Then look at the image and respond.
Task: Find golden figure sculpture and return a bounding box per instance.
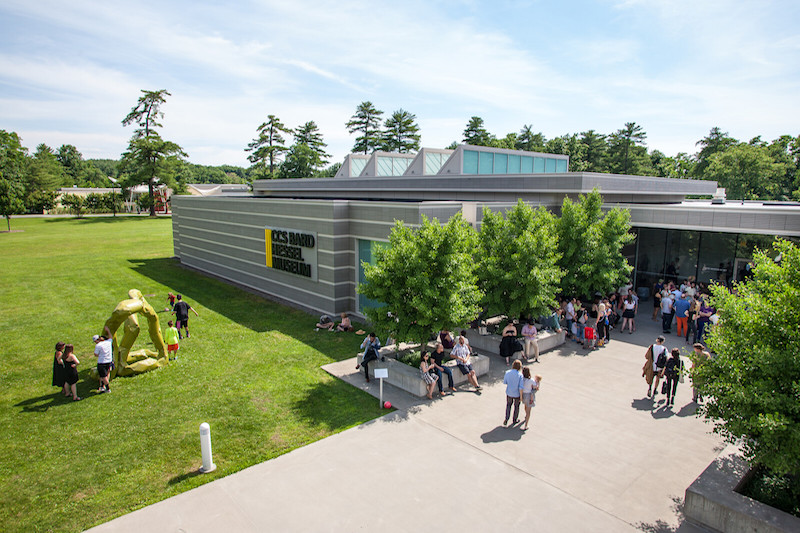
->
[91,289,168,380]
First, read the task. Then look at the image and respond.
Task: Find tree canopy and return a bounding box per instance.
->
[693,239,800,484]
[358,214,482,347]
[462,116,494,146]
[346,101,384,154]
[382,109,421,153]
[477,200,562,319]
[246,115,292,178]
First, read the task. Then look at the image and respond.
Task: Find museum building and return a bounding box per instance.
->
[171,144,800,316]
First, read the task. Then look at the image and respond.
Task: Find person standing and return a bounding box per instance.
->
[93,325,113,394]
[503,360,523,426]
[620,294,637,334]
[521,320,539,362]
[642,344,655,396]
[691,343,711,402]
[663,348,684,407]
[520,368,541,431]
[696,296,715,345]
[52,341,69,397]
[685,298,699,343]
[595,303,609,346]
[453,335,481,392]
[63,343,81,401]
[500,321,520,366]
[419,351,439,399]
[430,342,456,394]
[172,294,199,339]
[565,297,576,340]
[356,332,381,382]
[652,280,664,321]
[674,292,691,339]
[650,336,668,398]
[660,290,675,334]
[164,320,180,361]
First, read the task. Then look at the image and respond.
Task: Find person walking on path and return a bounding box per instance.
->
[663,348,684,407]
[521,320,539,362]
[356,332,381,383]
[63,343,81,401]
[52,341,69,397]
[690,343,711,402]
[453,335,481,392]
[649,336,668,398]
[164,320,180,361]
[430,342,456,395]
[642,344,655,396]
[503,360,523,425]
[419,351,439,399]
[93,325,113,394]
[172,294,199,339]
[520,367,541,431]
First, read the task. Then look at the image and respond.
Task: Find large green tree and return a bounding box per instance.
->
[0,178,25,231]
[694,127,738,178]
[580,130,608,172]
[25,144,64,211]
[121,89,185,215]
[477,200,562,319]
[608,122,648,175]
[706,143,785,200]
[277,144,317,178]
[346,101,383,154]
[516,125,546,152]
[462,116,494,146]
[693,239,800,493]
[294,121,330,170]
[381,109,421,153]
[556,189,634,298]
[246,115,292,177]
[0,130,28,229]
[358,214,482,348]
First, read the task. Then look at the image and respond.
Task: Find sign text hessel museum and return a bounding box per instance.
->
[264,228,318,280]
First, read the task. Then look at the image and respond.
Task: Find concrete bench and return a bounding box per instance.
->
[468,328,566,359]
[356,348,489,398]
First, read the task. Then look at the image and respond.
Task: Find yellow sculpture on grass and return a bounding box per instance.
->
[90,289,168,381]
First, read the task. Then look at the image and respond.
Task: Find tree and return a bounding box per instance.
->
[119,134,186,215]
[695,127,738,178]
[0,178,25,231]
[516,125,546,152]
[693,239,800,494]
[122,89,170,139]
[358,214,482,349]
[556,189,634,298]
[381,109,421,153]
[120,90,186,216]
[102,191,124,216]
[346,102,384,154]
[706,143,785,200]
[477,200,562,320]
[294,121,330,169]
[580,130,608,172]
[608,122,648,174]
[25,143,64,210]
[462,116,494,146]
[246,115,292,177]
[61,193,86,217]
[277,144,317,178]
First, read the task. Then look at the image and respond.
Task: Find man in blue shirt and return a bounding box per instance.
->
[356,332,381,382]
[674,292,691,339]
[503,360,524,425]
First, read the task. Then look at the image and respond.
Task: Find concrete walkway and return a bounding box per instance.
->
[88,317,721,532]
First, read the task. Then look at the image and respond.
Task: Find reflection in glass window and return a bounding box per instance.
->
[533,157,545,173]
[556,159,568,173]
[463,150,479,174]
[479,152,494,174]
[358,239,388,312]
[545,158,557,173]
[508,154,520,174]
[697,233,738,287]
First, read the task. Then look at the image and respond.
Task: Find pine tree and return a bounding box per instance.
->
[246,115,292,177]
[346,102,383,154]
[381,109,421,153]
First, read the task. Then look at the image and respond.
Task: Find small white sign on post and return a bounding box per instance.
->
[374,368,389,407]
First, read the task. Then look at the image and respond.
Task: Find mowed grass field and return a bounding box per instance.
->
[0,216,382,532]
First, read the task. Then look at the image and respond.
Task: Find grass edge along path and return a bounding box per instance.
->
[0,217,383,533]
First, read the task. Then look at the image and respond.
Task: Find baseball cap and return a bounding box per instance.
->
[92,335,100,341]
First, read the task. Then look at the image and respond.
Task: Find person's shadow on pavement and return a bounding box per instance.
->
[481,425,525,443]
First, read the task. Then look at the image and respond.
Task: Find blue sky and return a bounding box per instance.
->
[1,0,798,167]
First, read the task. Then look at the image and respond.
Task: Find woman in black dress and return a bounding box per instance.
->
[52,342,69,397]
[63,343,81,401]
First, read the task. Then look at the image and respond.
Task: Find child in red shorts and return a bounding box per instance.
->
[164,320,180,360]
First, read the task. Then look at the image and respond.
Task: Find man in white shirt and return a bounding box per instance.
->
[650,336,668,397]
[93,325,114,393]
[660,292,675,334]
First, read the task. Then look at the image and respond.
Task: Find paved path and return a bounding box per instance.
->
[88,318,720,532]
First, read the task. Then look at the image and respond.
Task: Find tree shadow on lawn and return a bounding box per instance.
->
[43,216,153,224]
[291,379,388,432]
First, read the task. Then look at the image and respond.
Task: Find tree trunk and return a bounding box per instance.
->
[148,177,156,217]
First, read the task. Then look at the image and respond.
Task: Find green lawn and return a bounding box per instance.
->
[0,216,381,532]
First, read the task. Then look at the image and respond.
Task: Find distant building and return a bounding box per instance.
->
[171,145,800,317]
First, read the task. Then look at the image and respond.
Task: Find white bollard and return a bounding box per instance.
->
[199,422,217,473]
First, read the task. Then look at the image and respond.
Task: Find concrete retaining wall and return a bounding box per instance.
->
[684,444,800,533]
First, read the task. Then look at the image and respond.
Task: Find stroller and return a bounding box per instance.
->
[584,326,597,350]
